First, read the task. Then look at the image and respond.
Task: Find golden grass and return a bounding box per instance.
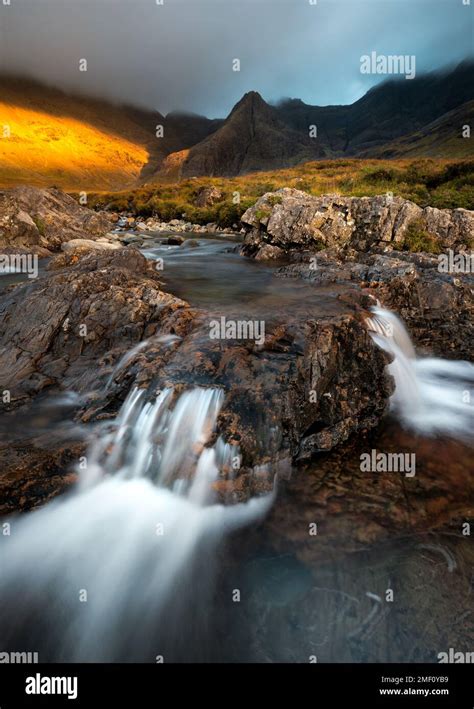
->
[86,157,474,226]
[0,103,149,190]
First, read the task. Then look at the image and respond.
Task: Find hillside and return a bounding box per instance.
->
[0,77,220,189]
[88,158,474,230]
[364,101,474,159]
[0,77,159,189]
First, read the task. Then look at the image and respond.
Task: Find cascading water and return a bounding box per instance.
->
[0,386,273,662]
[367,307,474,439]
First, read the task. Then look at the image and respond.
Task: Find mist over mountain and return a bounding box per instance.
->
[0,60,472,187]
[1,0,471,117]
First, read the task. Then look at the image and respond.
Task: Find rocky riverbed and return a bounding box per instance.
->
[0,185,472,663]
[241,189,474,358]
[0,186,472,516]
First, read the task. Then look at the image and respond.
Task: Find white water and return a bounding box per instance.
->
[367,307,474,439]
[0,386,273,662]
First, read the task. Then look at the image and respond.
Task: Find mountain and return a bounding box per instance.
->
[276,59,474,157]
[0,61,472,188]
[162,91,327,178]
[160,60,473,178]
[0,76,220,189]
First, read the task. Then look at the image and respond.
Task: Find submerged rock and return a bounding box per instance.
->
[180,239,200,248]
[167,235,185,245]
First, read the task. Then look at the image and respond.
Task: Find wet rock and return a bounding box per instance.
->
[0,245,394,509]
[117,234,144,248]
[167,235,185,245]
[254,244,285,261]
[61,239,122,255]
[123,306,394,498]
[180,239,200,248]
[0,248,194,400]
[277,249,474,359]
[0,439,82,516]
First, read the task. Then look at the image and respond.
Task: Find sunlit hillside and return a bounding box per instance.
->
[0,103,150,190]
[0,76,168,190]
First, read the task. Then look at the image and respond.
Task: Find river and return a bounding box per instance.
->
[0,233,472,662]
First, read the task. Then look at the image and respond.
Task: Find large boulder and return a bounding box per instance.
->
[194,186,224,208]
[132,306,393,501]
[241,189,474,257]
[0,187,112,254]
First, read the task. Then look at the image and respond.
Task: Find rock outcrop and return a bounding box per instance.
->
[0,248,194,399]
[0,247,393,511]
[273,250,473,359]
[241,189,474,256]
[0,187,112,254]
[194,186,224,208]
[240,190,474,357]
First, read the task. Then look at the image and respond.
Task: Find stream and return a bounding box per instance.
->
[0,234,472,663]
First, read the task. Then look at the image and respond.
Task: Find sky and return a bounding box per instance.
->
[0,0,472,118]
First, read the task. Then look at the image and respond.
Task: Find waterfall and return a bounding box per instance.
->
[0,386,273,662]
[367,307,474,439]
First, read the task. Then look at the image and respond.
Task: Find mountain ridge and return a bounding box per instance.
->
[0,60,472,188]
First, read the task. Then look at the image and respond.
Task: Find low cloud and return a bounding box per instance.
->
[0,0,471,117]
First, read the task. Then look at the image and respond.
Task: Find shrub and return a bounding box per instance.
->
[362,167,397,184]
[395,219,442,254]
[266,194,283,207]
[33,217,46,236]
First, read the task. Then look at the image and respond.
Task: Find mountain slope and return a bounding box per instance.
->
[164,92,327,178]
[0,77,220,189]
[276,59,474,156]
[0,61,472,188]
[363,101,474,159]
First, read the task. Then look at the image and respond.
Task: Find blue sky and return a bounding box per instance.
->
[0,0,472,116]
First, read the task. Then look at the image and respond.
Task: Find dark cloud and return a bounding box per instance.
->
[0,0,471,117]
